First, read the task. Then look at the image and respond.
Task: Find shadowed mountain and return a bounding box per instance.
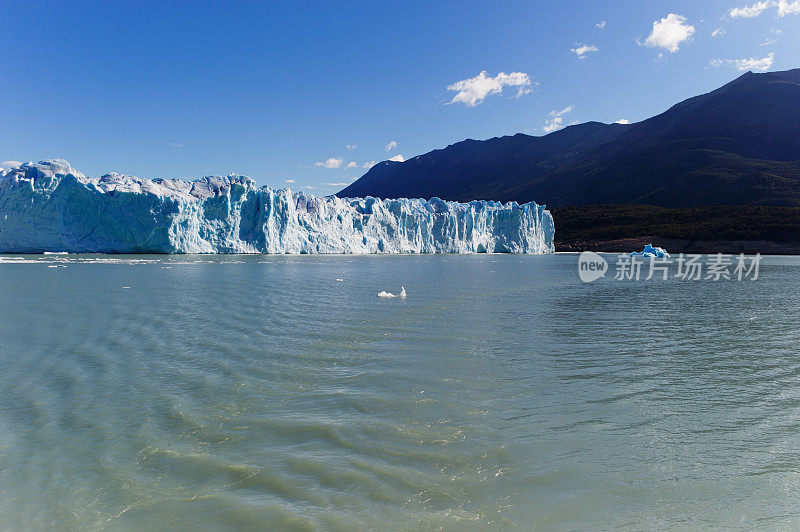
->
[338,68,800,208]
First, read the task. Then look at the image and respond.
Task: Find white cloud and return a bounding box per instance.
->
[446,71,533,107]
[315,157,344,169]
[641,14,695,53]
[1,160,22,168]
[614,119,631,124]
[285,179,295,183]
[385,140,397,151]
[595,20,606,30]
[543,121,562,134]
[304,185,316,189]
[543,106,574,133]
[734,52,775,71]
[346,161,357,168]
[346,144,357,150]
[362,160,377,169]
[711,27,726,38]
[388,154,405,162]
[709,51,774,71]
[729,1,772,17]
[777,0,800,15]
[169,142,183,148]
[325,182,350,186]
[761,28,781,45]
[571,44,599,58]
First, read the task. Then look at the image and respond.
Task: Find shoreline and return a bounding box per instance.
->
[556,237,800,255]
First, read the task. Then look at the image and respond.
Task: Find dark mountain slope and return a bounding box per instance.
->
[338,69,800,208]
[341,122,628,202]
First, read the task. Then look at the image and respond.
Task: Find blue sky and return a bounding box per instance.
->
[1,1,798,193]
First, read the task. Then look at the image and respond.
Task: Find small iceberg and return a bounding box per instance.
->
[630,244,669,258]
[378,286,406,298]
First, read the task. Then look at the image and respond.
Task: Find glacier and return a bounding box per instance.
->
[0,160,555,254]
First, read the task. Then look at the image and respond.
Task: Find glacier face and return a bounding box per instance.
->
[0,160,555,254]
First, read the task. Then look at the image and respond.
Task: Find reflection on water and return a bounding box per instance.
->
[0,254,799,530]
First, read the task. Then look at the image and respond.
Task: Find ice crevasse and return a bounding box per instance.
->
[0,160,555,254]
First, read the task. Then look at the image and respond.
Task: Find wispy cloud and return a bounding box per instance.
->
[170,142,183,148]
[385,140,397,152]
[761,28,782,45]
[285,179,295,183]
[304,185,316,190]
[777,0,800,16]
[571,44,599,59]
[640,14,695,53]
[362,161,377,169]
[725,1,800,17]
[388,154,405,162]
[446,71,534,107]
[595,20,606,30]
[315,157,344,169]
[1,160,22,169]
[712,27,726,38]
[325,182,350,186]
[709,51,774,71]
[346,144,357,150]
[543,106,574,133]
[729,1,772,17]
[614,119,631,124]
[346,161,357,168]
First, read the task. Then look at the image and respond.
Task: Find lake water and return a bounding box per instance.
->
[1,253,799,530]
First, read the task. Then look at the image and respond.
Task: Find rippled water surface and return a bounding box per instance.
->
[1,254,799,530]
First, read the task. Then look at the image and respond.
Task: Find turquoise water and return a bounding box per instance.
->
[1,254,799,530]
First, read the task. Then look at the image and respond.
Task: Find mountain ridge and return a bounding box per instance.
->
[338,68,800,208]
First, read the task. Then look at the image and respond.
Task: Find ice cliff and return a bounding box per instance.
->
[0,160,555,254]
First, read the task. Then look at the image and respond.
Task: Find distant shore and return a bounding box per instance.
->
[552,204,800,255]
[556,237,800,255]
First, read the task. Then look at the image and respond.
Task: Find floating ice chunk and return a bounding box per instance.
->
[630,244,669,258]
[0,159,555,254]
[379,286,406,298]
